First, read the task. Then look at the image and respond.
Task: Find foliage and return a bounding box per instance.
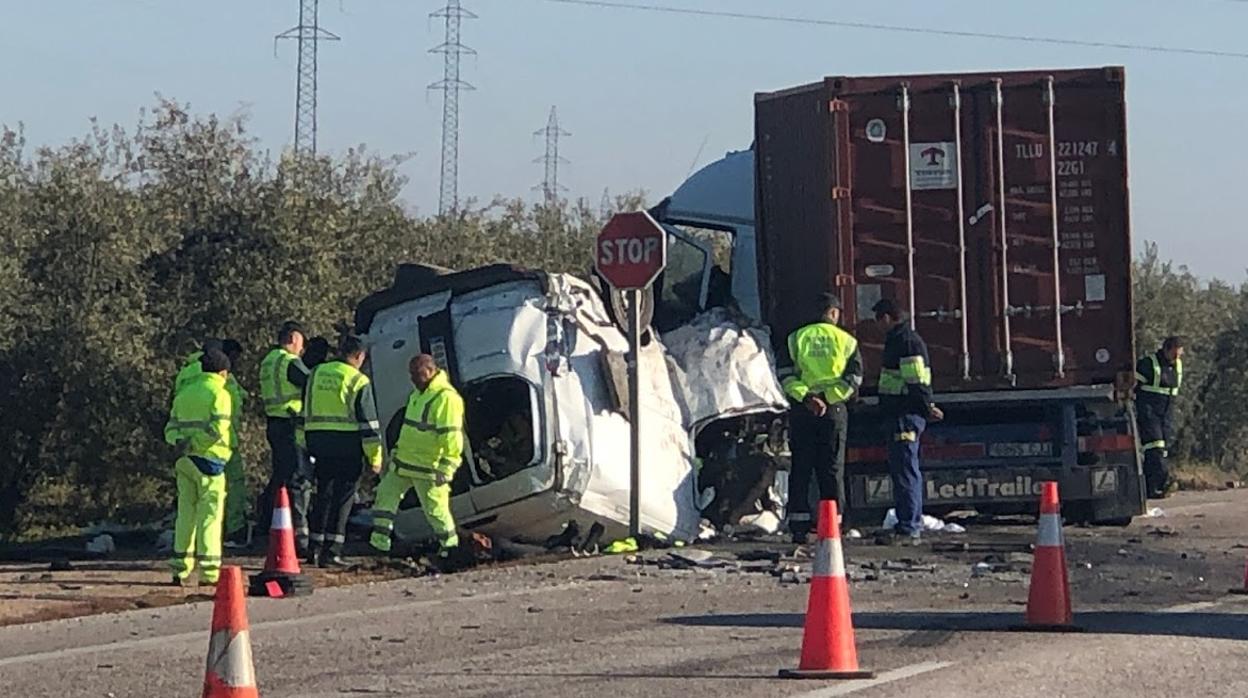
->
[1132,242,1246,469]
[0,101,641,537]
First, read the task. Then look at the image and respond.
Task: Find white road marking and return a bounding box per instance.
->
[0,582,585,668]
[787,661,954,697]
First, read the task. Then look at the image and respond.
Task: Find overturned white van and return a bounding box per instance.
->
[354,261,787,548]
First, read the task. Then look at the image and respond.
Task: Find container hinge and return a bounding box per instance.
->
[831,186,851,200]
[834,274,854,287]
[829,99,849,113]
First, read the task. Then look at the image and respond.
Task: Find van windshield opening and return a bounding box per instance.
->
[463,376,539,483]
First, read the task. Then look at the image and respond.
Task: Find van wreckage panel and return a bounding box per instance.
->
[359,271,789,547]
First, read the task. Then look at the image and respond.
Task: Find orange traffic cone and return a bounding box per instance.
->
[1018,481,1080,631]
[248,487,312,598]
[203,566,259,698]
[779,499,875,680]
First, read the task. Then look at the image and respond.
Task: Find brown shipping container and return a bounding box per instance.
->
[755,67,1133,393]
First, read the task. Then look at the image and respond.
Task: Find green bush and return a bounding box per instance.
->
[0,101,641,538]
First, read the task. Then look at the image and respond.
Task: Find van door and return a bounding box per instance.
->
[365,290,478,530]
[448,282,560,515]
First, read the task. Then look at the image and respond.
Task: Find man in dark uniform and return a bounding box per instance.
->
[873,299,942,544]
[1135,336,1184,498]
[778,293,863,544]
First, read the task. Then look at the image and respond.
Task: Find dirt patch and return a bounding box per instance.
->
[0,552,411,627]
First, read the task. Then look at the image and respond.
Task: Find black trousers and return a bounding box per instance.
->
[259,418,312,552]
[308,454,364,557]
[1137,398,1174,497]
[788,401,848,535]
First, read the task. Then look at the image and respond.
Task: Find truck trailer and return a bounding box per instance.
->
[652,66,1144,525]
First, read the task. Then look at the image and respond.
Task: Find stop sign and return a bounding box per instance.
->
[595,211,668,290]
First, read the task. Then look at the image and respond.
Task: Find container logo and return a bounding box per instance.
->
[910,141,959,191]
[866,118,887,143]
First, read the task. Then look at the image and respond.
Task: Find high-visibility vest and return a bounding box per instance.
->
[780,322,860,404]
[260,348,304,418]
[165,372,233,464]
[303,361,382,466]
[392,372,466,480]
[879,355,932,396]
[1138,355,1182,397]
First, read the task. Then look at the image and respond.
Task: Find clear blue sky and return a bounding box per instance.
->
[2,0,1245,279]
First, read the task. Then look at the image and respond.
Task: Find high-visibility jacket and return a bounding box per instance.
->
[779,322,863,405]
[175,352,244,447]
[878,321,933,417]
[1136,352,1182,398]
[299,361,383,468]
[225,376,245,450]
[174,352,204,395]
[165,372,234,466]
[392,371,466,481]
[259,347,308,418]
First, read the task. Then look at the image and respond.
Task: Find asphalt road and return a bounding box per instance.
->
[5,490,1248,697]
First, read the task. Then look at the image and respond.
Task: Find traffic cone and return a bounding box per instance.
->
[248,487,312,598]
[1018,481,1080,631]
[779,500,875,680]
[202,566,258,698]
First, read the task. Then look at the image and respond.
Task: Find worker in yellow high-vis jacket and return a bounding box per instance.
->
[298,335,383,568]
[257,321,312,554]
[164,348,234,586]
[370,354,466,562]
[777,293,863,544]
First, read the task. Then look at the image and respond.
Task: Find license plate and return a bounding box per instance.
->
[988,442,1053,458]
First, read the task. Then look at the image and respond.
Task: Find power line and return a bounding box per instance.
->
[430,0,476,216]
[276,0,340,155]
[539,0,1248,60]
[533,106,571,206]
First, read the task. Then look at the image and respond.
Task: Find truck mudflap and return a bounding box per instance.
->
[849,462,1144,526]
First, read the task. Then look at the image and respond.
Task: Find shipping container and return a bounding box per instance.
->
[754,67,1133,393]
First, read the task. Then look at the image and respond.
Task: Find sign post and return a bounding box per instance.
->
[594,211,667,539]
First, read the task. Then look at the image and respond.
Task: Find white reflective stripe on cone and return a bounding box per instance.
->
[812,538,846,578]
[270,507,293,530]
[1036,513,1063,547]
[206,629,255,688]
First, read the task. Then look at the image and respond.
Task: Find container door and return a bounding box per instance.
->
[843,85,971,388]
[978,74,1130,388]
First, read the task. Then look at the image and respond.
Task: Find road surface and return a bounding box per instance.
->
[4,489,1248,697]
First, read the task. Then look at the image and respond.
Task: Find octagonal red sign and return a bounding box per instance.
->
[594,211,667,290]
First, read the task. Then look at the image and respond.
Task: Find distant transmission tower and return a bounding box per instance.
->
[429,0,476,216]
[533,106,571,206]
[276,0,339,155]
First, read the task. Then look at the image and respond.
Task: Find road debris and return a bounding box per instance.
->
[882,509,967,534]
[881,560,937,574]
